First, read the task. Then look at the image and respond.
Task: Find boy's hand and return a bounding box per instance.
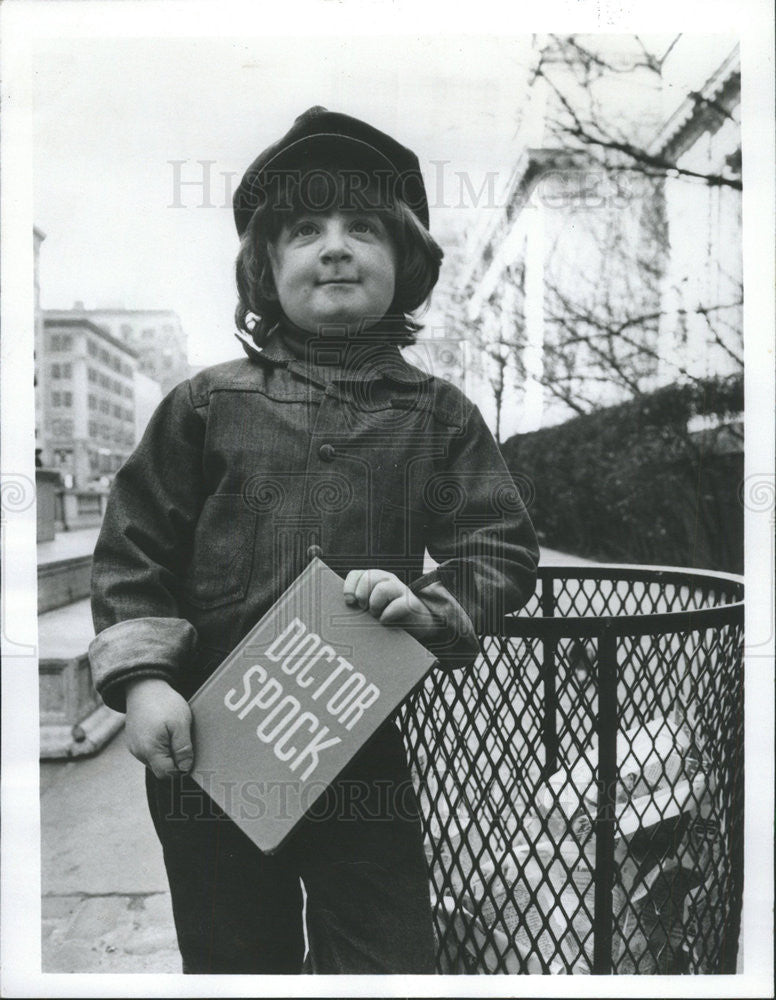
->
[343,569,441,638]
[124,678,194,778]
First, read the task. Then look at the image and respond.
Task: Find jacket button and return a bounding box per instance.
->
[319,443,336,462]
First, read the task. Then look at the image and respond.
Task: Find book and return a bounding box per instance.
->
[188,557,438,853]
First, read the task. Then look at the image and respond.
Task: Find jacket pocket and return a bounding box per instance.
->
[377,496,428,559]
[183,493,257,609]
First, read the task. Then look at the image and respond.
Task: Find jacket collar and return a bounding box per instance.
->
[235,325,432,385]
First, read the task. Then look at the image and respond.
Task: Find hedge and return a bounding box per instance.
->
[501,375,744,574]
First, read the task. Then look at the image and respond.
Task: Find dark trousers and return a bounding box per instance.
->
[145,722,437,974]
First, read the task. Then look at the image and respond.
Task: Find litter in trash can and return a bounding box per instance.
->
[536,712,703,842]
[615,857,703,973]
[432,710,714,973]
[434,893,542,974]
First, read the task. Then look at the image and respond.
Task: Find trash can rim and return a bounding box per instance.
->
[501,564,744,639]
[536,562,744,587]
[501,602,743,638]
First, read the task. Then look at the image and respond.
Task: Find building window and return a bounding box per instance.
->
[88,394,96,410]
[88,367,97,382]
[63,363,72,378]
[51,390,61,406]
[62,391,72,407]
[51,418,73,438]
[51,363,61,379]
[89,421,97,437]
[87,340,97,357]
[99,399,109,414]
[48,333,72,351]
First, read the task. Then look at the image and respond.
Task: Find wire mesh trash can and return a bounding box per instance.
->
[395,565,744,975]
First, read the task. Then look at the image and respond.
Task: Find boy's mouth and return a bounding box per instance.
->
[318,277,359,285]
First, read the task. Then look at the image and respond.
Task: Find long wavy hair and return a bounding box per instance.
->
[234,167,444,346]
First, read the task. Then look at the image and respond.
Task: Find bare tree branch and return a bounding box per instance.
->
[452,35,742,427]
[533,36,742,190]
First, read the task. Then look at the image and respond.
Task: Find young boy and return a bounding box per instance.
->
[89,106,539,974]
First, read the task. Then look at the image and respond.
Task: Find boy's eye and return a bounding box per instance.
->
[350,220,372,234]
[294,222,318,237]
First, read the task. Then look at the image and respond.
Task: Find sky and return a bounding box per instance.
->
[31,29,738,371]
[33,34,537,366]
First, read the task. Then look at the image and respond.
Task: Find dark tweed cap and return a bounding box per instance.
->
[232,106,430,237]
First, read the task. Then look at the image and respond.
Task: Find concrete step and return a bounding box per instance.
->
[39,597,123,759]
[37,526,101,566]
[37,527,100,613]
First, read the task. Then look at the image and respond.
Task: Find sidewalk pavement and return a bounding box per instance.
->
[41,732,181,973]
[38,544,596,973]
[537,546,599,568]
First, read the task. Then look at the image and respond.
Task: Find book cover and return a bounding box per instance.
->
[188,557,437,853]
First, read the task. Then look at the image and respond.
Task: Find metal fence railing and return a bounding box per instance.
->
[395,565,744,975]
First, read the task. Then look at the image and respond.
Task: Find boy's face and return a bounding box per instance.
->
[268,209,397,334]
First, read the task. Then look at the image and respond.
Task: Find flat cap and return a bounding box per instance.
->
[233,106,430,236]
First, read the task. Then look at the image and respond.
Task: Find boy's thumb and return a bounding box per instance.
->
[169,716,194,773]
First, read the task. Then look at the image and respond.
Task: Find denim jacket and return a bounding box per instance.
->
[89,327,539,712]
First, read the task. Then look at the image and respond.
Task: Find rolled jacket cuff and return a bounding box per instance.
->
[410,576,481,671]
[88,617,198,713]
[411,566,480,637]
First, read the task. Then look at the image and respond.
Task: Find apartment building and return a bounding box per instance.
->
[72,307,189,395]
[41,312,138,487]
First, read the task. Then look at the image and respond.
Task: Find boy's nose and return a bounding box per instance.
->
[319,221,352,263]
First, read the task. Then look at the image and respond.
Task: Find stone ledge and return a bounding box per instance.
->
[38,555,93,613]
[40,703,124,760]
[39,597,123,759]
